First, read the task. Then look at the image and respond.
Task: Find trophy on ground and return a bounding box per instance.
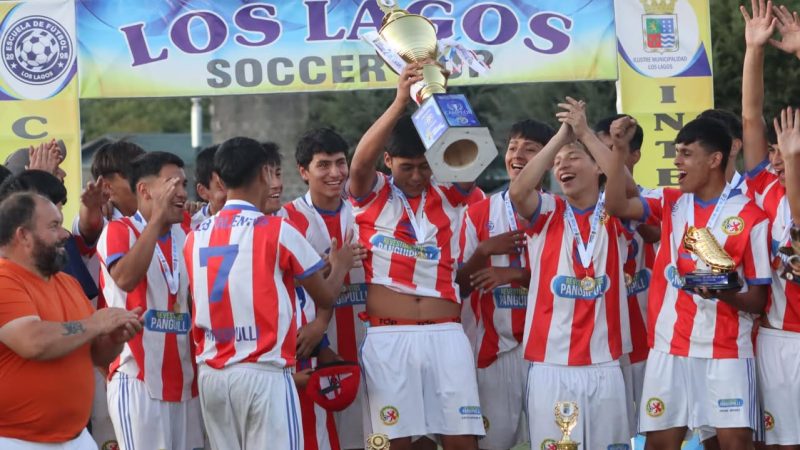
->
[778,225,800,283]
[367,0,497,182]
[366,433,390,450]
[554,401,580,450]
[682,226,742,290]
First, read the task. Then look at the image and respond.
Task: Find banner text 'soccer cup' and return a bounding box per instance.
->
[76,0,618,98]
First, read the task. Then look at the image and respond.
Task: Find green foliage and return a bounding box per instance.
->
[79,98,211,141]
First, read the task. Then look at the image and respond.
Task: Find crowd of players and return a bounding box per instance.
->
[1,1,800,449]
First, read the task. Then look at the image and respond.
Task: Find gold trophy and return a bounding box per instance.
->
[682,226,741,290]
[778,226,800,283]
[366,433,390,450]
[553,401,580,450]
[372,0,497,182]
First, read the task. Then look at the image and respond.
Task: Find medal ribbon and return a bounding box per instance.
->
[685,182,734,262]
[564,193,606,270]
[502,190,522,268]
[132,212,179,295]
[391,181,427,244]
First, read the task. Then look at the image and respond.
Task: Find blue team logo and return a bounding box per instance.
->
[2,16,72,85]
[666,265,684,289]
[371,235,440,260]
[493,287,528,309]
[551,275,608,299]
[335,283,368,307]
[626,269,651,296]
[144,310,190,334]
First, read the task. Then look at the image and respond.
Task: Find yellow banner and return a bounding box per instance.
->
[0,0,81,224]
[615,0,714,188]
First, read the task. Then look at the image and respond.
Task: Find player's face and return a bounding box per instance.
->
[553,144,601,198]
[28,199,69,276]
[151,164,188,224]
[673,142,722,193]
[105,173,138,216]
[505,135,543,181]
[300,152,348,200]
[385,154,432,198]
[769,144,785,185]
[263,164,283,214]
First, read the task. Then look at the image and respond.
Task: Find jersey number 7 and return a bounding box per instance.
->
[199,244,239,303]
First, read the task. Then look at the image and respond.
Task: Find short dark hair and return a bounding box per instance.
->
[0,170,67,205]
[698,109,742,141]
[90,141,146,180]
[0,165,12,187]
[0,192,39,247]
[195,144,219,189]
[508,119,555,146]
[216,137,269,189]
[262,141,282,167]
[295,128,349,168]
[675,117,732,169]
[128,151,185,193]
[387,115,426,158]
[593,114,644,151]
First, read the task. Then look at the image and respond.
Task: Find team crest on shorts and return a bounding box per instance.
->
[764,411,775,431]
[721,216,745,236]
[540,439,558,450]
[380,405,399,425]
[482,415,490,431]
[646,397,665,417]
[100,441,119,450]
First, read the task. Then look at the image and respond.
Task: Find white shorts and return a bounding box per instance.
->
[476,345,528,450]
[334,381,366,449]
[198,364,302,450]
[360,323,484,439]
[90,369,117,450]
[620,354,647,438]
[107,372,204,450]
[639,350,759,436]
[757,326,800,445]
[525,360,631,450]
[0,429,96,450]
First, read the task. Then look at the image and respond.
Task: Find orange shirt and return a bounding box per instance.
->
[0,259,95,442]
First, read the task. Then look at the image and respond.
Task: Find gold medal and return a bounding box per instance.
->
[173,301,181,314]
[624,273,633,288]
[366,433,390,450]
[580,276,596,292]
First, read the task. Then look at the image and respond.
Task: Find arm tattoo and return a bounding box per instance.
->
[62,321,86,336]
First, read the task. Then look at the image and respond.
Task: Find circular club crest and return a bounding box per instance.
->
[379,405,399,426]
[721,216,745,236]
[764,411,775,431]
[646,397,665,417]
[101,441,119,450]
[540,439,558,450]
[2,15,72,86]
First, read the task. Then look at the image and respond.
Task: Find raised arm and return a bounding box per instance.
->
[349,64,423,199]
[741,0,776,171]
[77,177,109,246]
[598,119,646,221]
[770,4,800,58]
[776,107,800,224]
[509,123,571,219]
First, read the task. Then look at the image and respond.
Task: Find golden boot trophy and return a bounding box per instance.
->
[553,401,580,450]
[682,226,741,290]
[371,0,497,182]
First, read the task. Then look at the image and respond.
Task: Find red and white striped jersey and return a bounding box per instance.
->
[349,173,476,302]
[185,200,325,370]
[96,212,197,402]
[284,194,367,362]
[191,203,212,230]
[522,192,632,366]
[641,187,771,359]
[459,190,528,368]
[745,162,800,332]
[624,186,660,364]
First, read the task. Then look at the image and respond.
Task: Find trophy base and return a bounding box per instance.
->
[412,94,497,182]
[682,271,742,291]
[555,441,580,450]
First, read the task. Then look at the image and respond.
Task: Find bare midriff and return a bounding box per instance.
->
[366,284,461,321]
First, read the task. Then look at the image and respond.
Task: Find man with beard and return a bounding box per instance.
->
[0,192,142,449]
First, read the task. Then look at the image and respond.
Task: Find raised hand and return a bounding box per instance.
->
[150,177,180,226]
[26,139,62,175]
[774,106,800,157]
[556,97,590,139]
[394,63,424,106]
[741,0,777,48]
[609,116,638,152]
[81,176,110,211]
[771,4,800,57]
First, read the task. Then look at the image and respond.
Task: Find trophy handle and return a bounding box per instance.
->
[378,0,398,13]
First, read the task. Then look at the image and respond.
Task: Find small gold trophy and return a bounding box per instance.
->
[778,226,800,283]
[367,433,390,450]
[682,227,741,290]
[369,0,497,182]
[554,401,580,450]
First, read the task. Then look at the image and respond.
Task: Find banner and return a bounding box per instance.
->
[77,0,618,98]
[615,0,714,189]
[0,0,81,224]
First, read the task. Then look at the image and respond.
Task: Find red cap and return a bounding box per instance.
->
[305,361,361,412]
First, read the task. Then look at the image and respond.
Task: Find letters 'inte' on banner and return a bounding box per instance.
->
[76,0,618,98]
[615,0,714,189]
[0,0,81,223]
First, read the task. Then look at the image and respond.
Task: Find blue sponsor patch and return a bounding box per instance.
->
[371,235,440,260]
[626,269,651,296]
[493,287,528,309]
[666,265,683,289]
[551,275,608,299]
[336,283,368,307]
[144,310,190,334]
[459,406,481,415]
[718,398,744,408]
[203,326,259,343]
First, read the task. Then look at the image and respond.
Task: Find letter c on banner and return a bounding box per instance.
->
[12,116,48,139]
